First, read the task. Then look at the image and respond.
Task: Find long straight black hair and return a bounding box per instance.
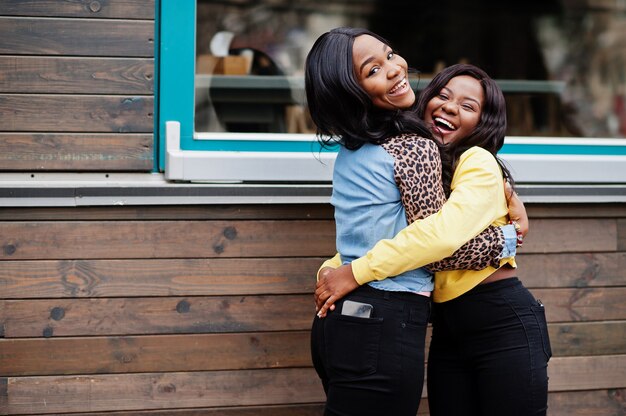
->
[304,27,433,150]
[416,63,513,194]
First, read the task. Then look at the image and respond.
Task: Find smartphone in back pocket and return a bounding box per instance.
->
[341,300,373,318]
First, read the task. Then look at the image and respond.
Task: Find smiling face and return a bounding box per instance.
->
[352,34,415,110]
[424,75,484,144]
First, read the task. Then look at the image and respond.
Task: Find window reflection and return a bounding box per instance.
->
[195,0,626,138]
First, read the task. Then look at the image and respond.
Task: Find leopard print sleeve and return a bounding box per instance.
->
[427,225,505,272]
[380,135,445,221]
[381,134,507,273]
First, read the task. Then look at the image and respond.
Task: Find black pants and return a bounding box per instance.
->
[427,277,552,416]
[311,285,430,416]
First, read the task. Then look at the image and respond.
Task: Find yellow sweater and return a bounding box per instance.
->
[321,146,516,302]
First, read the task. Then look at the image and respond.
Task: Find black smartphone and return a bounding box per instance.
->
[341,300,373,318]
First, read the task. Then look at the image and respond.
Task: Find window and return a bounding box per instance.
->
[158,0,626,182]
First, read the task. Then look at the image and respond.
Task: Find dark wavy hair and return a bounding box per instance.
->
[416,63,513,194]
[304,27,433,150]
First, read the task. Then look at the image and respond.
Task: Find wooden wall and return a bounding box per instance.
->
[0,202,625,415]
[0,1,624,415]
[0,0,155,172]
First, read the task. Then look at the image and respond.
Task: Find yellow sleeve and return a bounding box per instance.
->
[317,252,342,281]
[351,147,507,285]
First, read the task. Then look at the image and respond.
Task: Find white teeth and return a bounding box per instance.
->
[389,78,407,94]
[435,117,456,130]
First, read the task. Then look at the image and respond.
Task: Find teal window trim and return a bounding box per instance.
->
[158,0,196,171]
[500,138,626,156]
[153,0,161,172]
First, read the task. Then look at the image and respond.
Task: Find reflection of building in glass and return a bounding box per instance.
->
[195,0,626,138]
[535,4,626,137]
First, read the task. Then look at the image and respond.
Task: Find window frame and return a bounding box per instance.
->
[157,0,626,183]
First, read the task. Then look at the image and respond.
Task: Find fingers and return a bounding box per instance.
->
[315,279,327,295]
[317,303,335,318]
[315,298,336,318]
[315,285,332,309]
[317,296,336,318]
[315,293,324,310]
[315,286,328,302]
[313,266,345,318]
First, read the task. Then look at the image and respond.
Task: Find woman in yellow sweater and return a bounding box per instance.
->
[316,63,551,415]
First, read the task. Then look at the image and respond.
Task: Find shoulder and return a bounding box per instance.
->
[339,142,387,159]
[336,142,395,175]
[384,134,437,148]
[451,147,504,190]
[459,146,493,160]
[457,146,500,173]
[382,134,440,159]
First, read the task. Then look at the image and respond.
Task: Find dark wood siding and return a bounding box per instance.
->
[0,1,624,415]
[0,1,154,172]
[0,204,331,414]
[0,203,625,415]
[0,1,155,19]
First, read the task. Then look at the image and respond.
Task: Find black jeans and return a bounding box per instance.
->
[311,285,430,416]
[427,277,552,416]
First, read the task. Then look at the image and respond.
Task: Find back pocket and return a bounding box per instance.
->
[324,313,383,379]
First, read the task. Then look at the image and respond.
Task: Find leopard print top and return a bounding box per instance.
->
[381,134,505,272]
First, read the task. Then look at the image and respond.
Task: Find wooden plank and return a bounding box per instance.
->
[424,321,626,358]
[5,205,617,221]
[548,355,626,392]
[3,289,623,338]
[0,57,154,94]
[2,357,623,414]
[532,288,626,322]
[547,389,626,416]
[521,218,616,253]
[0,378,6,415]
[0,95,153,133]
[618,218,626,252]
[526,203,626,218]
[1,254,623,299]
[547,321,626,357]
[0,134,153,171]
[0,258,319,299]
[4,321,623,376]
[0,218,614,258]
[0,331,312,376]
[2,368,326,414]
[0,17,154,57]
[515,252,626,288]
[0,204,335,221]
[0,0,155,19]
[0,301,5,337]
[0,295,315,337]
[0,220,336,260]
[0,218,613,260]
[413,356,626,395]
[41,404,327,416]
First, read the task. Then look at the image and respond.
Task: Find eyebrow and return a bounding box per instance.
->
[466,96,482,108]
[358,43,390,75]
[442,86,482,108]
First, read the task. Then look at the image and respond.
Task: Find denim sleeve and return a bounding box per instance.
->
[500,223,518,258]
